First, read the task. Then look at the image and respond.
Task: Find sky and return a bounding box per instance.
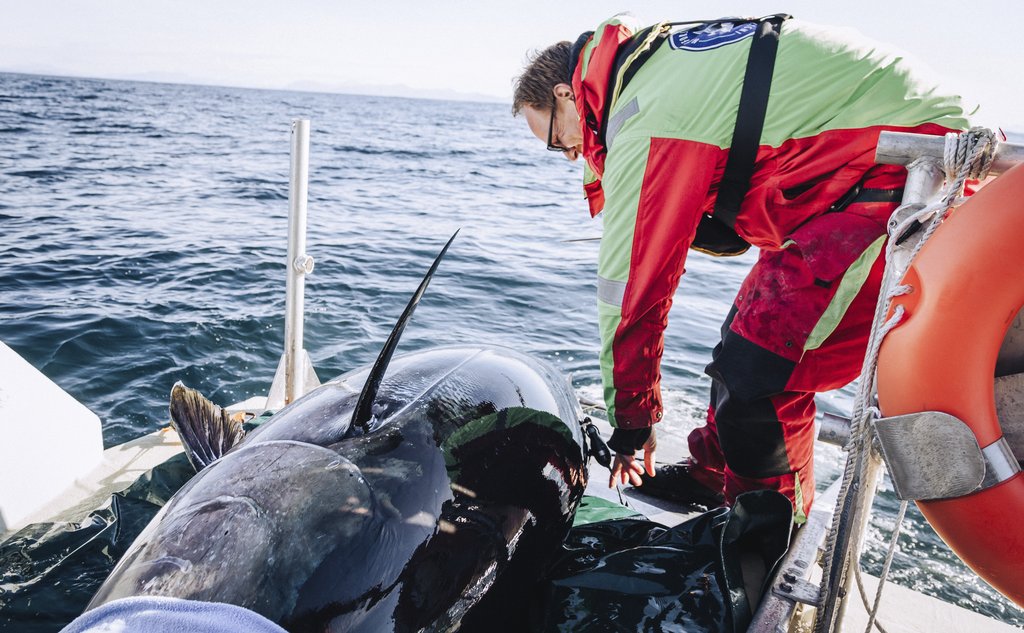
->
[2,0,1021,129]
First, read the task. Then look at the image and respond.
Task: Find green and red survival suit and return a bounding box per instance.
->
[574,15,971,520]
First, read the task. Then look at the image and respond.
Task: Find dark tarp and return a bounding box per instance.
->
[0,454,791,633]
[0,453,193,633]
[533,490,793,632]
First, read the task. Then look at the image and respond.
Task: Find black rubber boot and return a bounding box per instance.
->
[637,459,726,509]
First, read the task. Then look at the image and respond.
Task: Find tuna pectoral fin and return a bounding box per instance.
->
[169,381,244,472]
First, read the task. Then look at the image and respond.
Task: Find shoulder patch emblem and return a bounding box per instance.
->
[669,21,757,51]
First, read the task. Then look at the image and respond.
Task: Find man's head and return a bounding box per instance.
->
[512,42,583,161]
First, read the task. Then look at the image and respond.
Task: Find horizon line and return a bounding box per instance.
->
[0,68,511,106]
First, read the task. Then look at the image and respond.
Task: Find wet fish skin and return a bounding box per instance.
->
[87,346,588,632]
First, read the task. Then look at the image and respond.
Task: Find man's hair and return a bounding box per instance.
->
[512,41,572,116]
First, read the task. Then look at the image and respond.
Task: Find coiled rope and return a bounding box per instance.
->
[814,127,998,633]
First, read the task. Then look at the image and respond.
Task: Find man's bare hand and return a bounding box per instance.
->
[608,427,656,487]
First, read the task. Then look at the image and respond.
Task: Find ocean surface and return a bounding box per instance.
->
[0,72,1020,628]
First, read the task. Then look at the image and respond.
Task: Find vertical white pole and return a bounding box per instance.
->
[284,119,312,405]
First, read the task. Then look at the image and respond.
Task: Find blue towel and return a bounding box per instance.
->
[61,597,288,633]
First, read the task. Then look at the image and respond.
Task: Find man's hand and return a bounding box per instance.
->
[607,427,657,487]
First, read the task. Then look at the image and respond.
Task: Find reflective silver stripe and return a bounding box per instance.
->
[597,275,626,307]
[605,97,639,151]
[981,437,1021,489]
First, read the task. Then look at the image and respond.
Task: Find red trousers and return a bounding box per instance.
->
[688,168,905,521]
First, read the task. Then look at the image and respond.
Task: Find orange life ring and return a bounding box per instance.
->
[877,163,1024,606]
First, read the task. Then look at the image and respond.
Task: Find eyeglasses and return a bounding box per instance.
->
[546,101,572,152]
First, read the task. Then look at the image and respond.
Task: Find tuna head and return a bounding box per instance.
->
[86,440,403,624]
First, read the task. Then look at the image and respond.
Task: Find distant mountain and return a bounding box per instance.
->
[0,68,507,104]
[282,80,503,104]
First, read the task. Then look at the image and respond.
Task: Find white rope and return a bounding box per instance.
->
[944,128,997,182]
[814,128,999,633]
[862,500,910,633]
[854,568,891,633]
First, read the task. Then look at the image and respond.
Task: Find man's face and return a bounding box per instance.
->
[522,83,583,161]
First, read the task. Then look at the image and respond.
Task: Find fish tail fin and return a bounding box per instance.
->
[169,381,244,472]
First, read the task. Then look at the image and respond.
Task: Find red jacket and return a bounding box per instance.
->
[574,16,971,428]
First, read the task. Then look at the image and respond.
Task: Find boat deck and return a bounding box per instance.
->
[3,410,1018,633]
[582,416,1020,633]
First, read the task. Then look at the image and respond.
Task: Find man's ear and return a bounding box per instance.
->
[552,83,574,102]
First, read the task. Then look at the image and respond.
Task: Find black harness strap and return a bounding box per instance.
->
[713,15,791,228]
[574,16,793,257]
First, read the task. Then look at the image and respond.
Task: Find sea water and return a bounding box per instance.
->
[0,72,1020,628]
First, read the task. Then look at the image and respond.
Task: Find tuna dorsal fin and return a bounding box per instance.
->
[350,230,459,430]
[169,381,245,472]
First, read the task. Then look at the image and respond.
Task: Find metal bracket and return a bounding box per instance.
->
[874,411,1020,500]
[293,254,315,274]
[817,412,851,448]
[773,576,821,607]
[266,350,321,411]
